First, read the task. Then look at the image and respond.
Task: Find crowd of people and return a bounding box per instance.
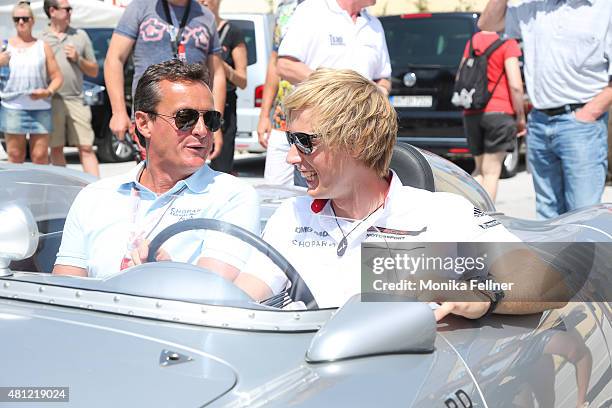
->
[0,0,609,219]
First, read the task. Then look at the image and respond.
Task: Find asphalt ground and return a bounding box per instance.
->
[65,149,612,220]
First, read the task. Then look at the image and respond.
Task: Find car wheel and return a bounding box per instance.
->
[500,139,521,179]
[97,127,134,163]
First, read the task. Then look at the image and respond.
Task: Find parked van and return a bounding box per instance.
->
[223,13,274,154]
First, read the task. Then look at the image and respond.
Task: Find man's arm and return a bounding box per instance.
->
[258,51,280,148]
[78,56,99,78]
[375,78,391,95]
[576,81,612,122]
[52,265,87,277]
[505,57,527,136]
[104,33,135,140]
[208,54,226,160]
[478,0,509,32]
[277,56,313,85]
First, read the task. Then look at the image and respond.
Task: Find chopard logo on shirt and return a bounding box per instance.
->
[294,226,329,237]
[291,239,335,248]
[170,207,201,221]
[329,34,345,46]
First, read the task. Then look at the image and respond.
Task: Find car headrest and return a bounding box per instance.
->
[389,143,435,192]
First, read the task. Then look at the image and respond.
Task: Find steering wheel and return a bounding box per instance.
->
[147,218,318,309]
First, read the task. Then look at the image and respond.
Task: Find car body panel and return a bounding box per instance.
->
[0,150,610,407]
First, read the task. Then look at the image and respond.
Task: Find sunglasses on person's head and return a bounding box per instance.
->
[144,108,223,132]
[286,131,320,155]
[13,16,31,23]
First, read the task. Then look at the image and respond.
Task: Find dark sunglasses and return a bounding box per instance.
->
[144,108,223,132]
[286,131,319,155]
[54,6,72,12]
[13,16,31,23]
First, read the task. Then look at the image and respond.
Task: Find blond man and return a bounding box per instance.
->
[232,69,567,321]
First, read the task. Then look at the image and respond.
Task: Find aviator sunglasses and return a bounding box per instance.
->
[143,108,223,132]
[285,131,320,155]
[13,16,31,23]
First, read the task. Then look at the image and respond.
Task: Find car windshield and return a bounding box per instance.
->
[382,16,474,68]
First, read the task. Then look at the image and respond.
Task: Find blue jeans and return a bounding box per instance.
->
[527,109,608,219]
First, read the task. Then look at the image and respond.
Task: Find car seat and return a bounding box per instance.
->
[389,143,435,192]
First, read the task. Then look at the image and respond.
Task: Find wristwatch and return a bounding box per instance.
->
[475,276,505,317]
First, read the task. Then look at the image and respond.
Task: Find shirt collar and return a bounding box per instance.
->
[117,162,215,196]
[325,0,371,22]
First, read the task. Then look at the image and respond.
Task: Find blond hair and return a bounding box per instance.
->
[13,1,34,17]
[283,68,397,178]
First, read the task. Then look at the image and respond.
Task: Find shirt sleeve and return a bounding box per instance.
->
[200,185,261,270]
[277,4,311,63]
[114,0,142,40]
[81,30,96,62]
[504,4,522,39]
[503,38,522,60]
[240,201,293,295]
[208,19,222,55]
[55,190,90,270]
[374,23,392,79]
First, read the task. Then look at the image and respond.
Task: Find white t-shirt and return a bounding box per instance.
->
[277,0,391,81]
[56,163,260,278]
[248,173,519,308]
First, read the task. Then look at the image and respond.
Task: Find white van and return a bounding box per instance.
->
[223,13,274,153]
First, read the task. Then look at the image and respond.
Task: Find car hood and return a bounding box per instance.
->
[0,299,238,407]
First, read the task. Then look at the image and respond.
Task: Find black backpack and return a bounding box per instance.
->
[451,36,506,110]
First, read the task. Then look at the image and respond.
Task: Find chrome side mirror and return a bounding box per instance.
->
[0,203,38,276]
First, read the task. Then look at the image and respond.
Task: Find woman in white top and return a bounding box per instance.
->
[0,1,62,164]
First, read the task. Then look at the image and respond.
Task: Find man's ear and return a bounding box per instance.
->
[134,111,152,143]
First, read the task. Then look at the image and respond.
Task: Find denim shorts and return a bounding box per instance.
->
[0,105,52,134]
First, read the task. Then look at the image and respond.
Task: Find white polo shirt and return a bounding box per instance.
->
[56,163,260,278]
[248,173,519,308]
[277,0,391,81]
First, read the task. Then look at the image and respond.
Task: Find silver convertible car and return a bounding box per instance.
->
[0,144,610,407]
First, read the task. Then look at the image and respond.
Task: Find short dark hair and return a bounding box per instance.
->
[43,0,59,18]
[134,59,210,117]
[133,59,211,145]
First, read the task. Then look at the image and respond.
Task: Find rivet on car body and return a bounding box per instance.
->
[11,294,17,298]
[128,311,134,315]
[3,282,9,288]
[294,313,301,320]
[38,286,44,293]
[155,301,162,308]
[113,296,120,303]
[75,291,82,298]
[248,312,255,319]
[87,305,93,309]
[201,307,207,314]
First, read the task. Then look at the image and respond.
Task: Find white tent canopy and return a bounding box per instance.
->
[0,0,123,40]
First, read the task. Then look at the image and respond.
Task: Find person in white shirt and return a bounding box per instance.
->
[235,68,565,320]
[53,60,259,279]
[277,0,391,93]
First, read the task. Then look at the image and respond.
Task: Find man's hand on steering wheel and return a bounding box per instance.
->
[127,239,171,267]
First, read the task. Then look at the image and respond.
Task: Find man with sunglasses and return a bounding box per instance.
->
[236,69,565,320]
[53,60,259,279]
[42,0,100,177]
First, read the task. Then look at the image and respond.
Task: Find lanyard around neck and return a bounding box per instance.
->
[161,0,191,57]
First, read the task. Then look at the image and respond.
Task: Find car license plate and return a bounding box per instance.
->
[390,95,433,108]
